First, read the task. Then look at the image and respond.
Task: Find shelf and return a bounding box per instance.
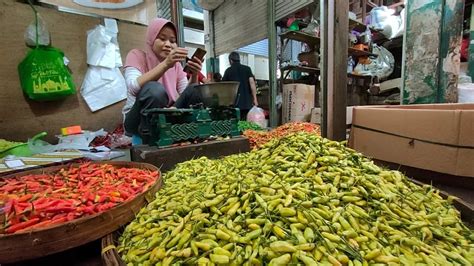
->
[280,30,320,47]
[349,18,367,32]
[348,47,377,57]
[281,65,320,74]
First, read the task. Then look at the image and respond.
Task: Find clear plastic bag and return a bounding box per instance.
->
[24,14,50,47]
[247,106,267,128]
[28,130,107,154]
[353,44,395,79]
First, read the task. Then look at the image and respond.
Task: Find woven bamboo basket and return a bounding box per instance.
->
[0,161,161,263]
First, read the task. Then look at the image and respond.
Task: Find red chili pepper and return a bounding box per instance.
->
[15,220,52,233]
[5,218,40,233]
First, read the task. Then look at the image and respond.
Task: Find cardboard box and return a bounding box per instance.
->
[282,84,314,123]
[310,107,353,125]
[349,104,474,178]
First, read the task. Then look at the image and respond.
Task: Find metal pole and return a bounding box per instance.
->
[268,0,278,127]
[320,0,328,137]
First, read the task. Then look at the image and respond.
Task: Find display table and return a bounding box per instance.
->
[131,137,251,172]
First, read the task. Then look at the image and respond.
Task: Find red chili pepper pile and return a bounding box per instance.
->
[243,122,321,149]
[0,163,159,234]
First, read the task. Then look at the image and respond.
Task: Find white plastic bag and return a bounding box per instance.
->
[81,67,127,112]
[81,21,126,112]
[353,44,395,79]
[24,14,50,47]
[458,83,474,103]
[247,106,266,128]
[368,6,405,39]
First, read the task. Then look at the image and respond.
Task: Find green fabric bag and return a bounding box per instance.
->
[18,46,76,101]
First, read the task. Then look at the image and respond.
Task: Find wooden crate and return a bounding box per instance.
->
[0,161,161,263]
[131,137,251,172]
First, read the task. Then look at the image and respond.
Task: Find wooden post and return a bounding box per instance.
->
[321,0,348,140]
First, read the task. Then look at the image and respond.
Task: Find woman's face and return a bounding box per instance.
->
[152,25,177,60]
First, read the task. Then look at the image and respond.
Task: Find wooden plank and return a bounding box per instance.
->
[0,1,146,142]
[131,137,251,172]
[279,31,320,47]
[281,65,320,74]
[349,18,367,32]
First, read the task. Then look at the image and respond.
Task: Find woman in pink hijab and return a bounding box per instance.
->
[122,18,203,138]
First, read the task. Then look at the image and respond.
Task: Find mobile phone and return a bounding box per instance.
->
[184,48,207,73]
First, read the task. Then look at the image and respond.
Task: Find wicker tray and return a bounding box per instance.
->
[101,179,474,266]
[0,161,161,264]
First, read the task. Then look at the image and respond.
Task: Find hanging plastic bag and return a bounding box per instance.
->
[24,14,50,47]
[18,3,75,101]
[18,46,76,101]
[81,21,127,112]
[247,106,267,128]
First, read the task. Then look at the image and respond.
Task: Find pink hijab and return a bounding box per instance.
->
[124,18,186,105]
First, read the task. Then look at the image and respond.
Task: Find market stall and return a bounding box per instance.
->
[0,0,473,265]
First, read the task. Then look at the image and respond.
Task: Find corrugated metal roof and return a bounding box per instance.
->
[276,0,313,21]
[214,0,267,56]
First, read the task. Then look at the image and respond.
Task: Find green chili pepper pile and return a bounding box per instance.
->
[0,139,24,151]
[238,121,264,132]
[118,133,474,265]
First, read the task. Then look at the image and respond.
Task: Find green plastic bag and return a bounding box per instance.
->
[18,46,76,101]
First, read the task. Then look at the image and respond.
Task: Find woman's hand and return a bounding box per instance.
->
[186,56,203,74]
[164,47,188,69]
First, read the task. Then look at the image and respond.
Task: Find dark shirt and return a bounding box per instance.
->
[222,63,254,110]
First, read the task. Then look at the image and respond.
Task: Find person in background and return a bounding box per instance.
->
[213,72,222,82]
[222,52,258,119]
[122,18,203,137]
